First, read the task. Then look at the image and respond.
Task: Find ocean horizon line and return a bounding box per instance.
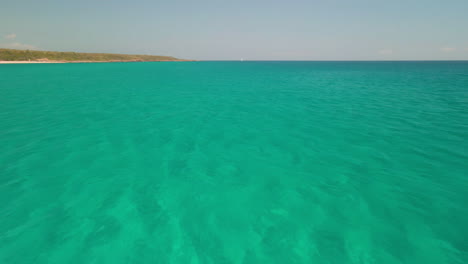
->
[201,59,468,62]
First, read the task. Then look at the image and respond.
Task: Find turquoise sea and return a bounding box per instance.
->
[1,61,467,263]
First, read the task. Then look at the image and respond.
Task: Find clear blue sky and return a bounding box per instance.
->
[1,0,467,60]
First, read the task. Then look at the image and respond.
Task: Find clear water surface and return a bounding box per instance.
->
[1,61,467,263]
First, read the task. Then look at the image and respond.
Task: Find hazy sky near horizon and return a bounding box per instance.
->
[1,0,468,60]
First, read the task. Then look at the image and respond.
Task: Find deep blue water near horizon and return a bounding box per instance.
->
[1,61,467,263]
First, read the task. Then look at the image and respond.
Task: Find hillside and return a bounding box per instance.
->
[0,48,184,62]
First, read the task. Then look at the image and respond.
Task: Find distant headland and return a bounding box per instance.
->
[0,48,189,63]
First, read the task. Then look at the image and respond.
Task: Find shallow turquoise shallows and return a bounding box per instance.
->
[1,61,467,263]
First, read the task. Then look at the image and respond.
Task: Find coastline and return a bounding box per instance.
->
[0,61,61,64]
[0,49,189,63]
[0,60,190,64]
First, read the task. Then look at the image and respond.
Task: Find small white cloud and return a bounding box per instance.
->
[0,42,38,50]
[5,33,16,40]
[0,34,39,50]
[378,49,393,55]
[440,47,456,52]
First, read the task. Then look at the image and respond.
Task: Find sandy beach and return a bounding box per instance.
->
[0,61,62,64]
[0,60,189,64]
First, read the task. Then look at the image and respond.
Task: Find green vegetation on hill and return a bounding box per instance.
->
[0,48,183,62]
